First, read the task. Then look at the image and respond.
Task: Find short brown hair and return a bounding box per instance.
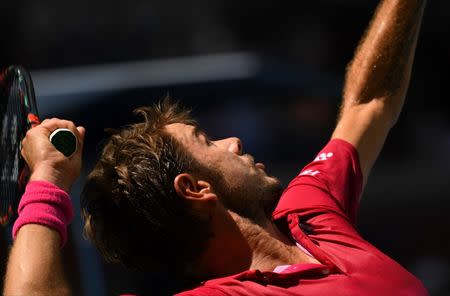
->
[81,99,211,281]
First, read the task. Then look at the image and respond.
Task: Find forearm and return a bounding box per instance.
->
[4,224,71,296]
[342,0,426,119]
[4,180,74,295]
[333,0,426,182]
[3,119,83,296]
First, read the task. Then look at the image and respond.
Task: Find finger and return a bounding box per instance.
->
[39,118,78,134]
[76,126,85,137]
[76,126,86,149]
[40,118,59,125]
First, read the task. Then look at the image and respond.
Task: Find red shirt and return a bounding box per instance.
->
[177,139,429,296]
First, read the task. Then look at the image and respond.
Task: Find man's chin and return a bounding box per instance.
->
[267,175,282,187]
[262,181,283,217]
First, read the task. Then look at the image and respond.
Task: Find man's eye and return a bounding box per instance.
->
[205,137,215,146]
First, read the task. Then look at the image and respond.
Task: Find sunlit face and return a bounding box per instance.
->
[165,123,283,222]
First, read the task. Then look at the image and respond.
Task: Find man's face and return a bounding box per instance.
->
[165,123,283,222]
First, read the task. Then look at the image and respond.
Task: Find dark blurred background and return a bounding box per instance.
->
[1,0,449,295]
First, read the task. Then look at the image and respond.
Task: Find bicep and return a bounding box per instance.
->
[332,99,393,185]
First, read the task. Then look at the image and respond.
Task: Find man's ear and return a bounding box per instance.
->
[174,173,218,204]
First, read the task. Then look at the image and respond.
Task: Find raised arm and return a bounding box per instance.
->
[332,0,426,184]
[3,119,84,296]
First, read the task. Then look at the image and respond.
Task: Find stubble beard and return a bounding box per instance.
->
[213,174,284,225]
[194,158,283,225]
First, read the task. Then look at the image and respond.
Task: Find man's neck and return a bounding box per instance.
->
[195,208,319,282]
[229,212,320,271]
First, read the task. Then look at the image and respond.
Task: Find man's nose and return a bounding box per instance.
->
[214,137,243,155]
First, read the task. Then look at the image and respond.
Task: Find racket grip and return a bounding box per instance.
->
[49,129,77,157]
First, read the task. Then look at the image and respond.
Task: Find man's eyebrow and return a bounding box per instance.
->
[192,125,206,137]
[192,125,212,144]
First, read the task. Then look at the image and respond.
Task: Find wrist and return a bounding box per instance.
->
[30,166,72,193]
[12,181,74,247]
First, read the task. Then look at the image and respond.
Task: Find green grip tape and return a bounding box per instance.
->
[49,128,77,157]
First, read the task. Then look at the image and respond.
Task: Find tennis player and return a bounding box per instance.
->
[4,0,429,295]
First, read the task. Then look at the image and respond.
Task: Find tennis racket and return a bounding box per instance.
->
[0,65,77,225]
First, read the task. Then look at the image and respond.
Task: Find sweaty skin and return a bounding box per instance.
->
[333,0,426,185]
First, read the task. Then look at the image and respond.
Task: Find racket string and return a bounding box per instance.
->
[0,68,29,225]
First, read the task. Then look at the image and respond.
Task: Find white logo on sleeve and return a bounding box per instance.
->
[299,170,320,176]
[298,151,334,177]
[314,152,334,162]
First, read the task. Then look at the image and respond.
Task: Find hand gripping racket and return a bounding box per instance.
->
[0,65,77,225]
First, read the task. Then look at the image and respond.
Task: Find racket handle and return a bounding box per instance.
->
[49,129,77,157]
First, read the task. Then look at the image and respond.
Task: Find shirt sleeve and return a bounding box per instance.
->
[176,287,227,296]
[273,139,363,224]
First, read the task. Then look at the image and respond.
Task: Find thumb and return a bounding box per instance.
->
[77,126,86,136]
[76,126,86,146]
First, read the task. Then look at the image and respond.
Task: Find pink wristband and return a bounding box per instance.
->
[12,181,74,246]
